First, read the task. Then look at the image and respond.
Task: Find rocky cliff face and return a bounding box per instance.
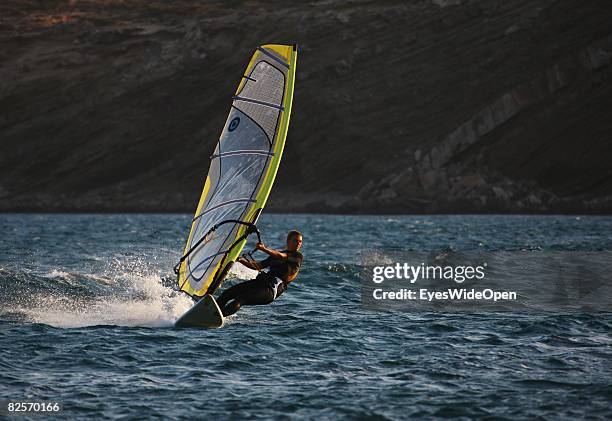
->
[1,0,612,213]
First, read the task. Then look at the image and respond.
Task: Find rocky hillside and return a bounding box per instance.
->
[1,0,612,213]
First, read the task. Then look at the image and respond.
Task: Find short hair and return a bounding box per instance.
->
[287,230,302,241]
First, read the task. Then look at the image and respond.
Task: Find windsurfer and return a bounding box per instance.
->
[217,230,303,316]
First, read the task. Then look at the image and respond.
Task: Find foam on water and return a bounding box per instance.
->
[11,250,260,329]
[359,249,395,266]
[228,262,258,280]
[42,269,72,279]
[17,273,193,328]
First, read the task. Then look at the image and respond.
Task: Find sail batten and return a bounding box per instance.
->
[211,150,275,159]
[176,44,297,298]
[232,96,285,111]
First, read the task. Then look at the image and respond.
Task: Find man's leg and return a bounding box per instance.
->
[222,299,242,317]
[219,279,275,316]
[217,279,257,308]
[217,279,263,316]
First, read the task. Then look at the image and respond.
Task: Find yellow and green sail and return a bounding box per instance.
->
[176,44,297,298]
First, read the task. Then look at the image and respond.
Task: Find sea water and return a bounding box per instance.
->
[0,214,611,418]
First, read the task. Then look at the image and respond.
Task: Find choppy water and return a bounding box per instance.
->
[1,214,611,419]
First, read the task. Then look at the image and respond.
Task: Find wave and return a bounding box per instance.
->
[0,260,193,328]
[0,256,347,329]
[0,241,367,330]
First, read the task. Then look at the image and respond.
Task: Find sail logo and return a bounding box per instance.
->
[228,117,240,132]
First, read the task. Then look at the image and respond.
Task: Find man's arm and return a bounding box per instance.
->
[237,256,267,270]
[255,242,288,260]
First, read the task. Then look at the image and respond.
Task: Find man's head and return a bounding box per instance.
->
[286,230,303,251]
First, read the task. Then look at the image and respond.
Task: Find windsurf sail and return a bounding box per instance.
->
[175,44,297,298]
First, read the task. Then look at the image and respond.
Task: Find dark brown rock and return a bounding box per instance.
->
[1,0,612,214]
